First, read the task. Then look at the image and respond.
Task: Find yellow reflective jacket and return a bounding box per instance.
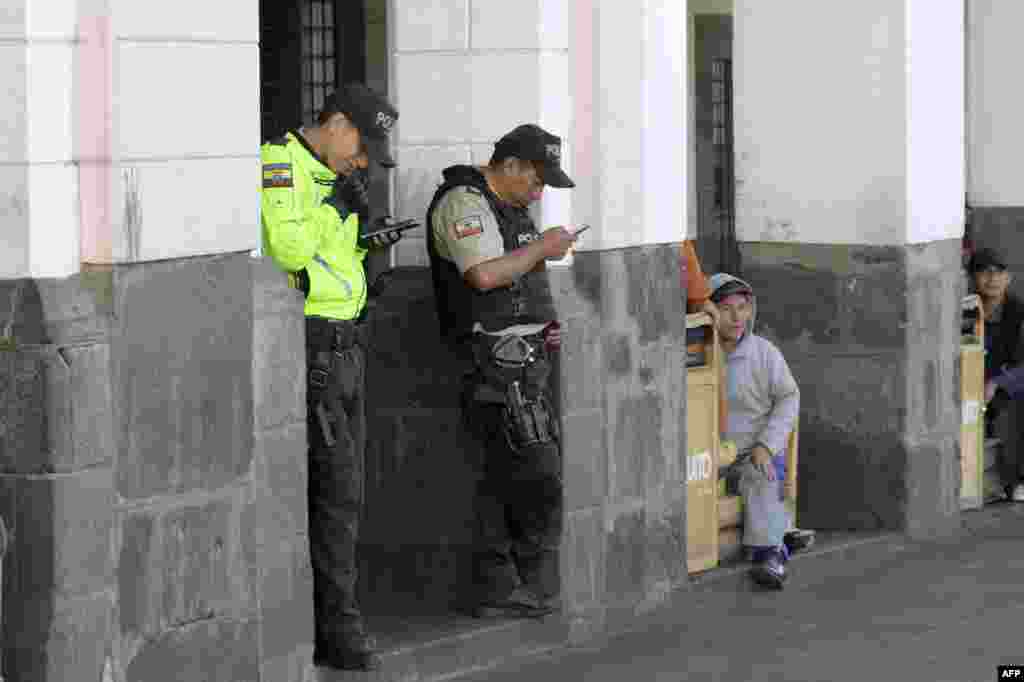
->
[261,131,368,320]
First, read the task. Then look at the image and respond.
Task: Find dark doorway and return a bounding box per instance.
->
[259,0,376,139]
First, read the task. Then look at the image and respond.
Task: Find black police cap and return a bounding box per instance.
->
[493,124,575,188]
[324,83,398,168]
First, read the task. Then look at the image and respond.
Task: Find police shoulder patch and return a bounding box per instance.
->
[452,215,484,240]
[263,163,293,189]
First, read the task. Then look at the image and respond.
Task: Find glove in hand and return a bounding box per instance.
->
[325,169,371,221]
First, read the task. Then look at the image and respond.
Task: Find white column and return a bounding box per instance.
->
[570,0,689,251]
[0,0,261,280]
[84,0,261,265]
[967,0,1024,208]
[734,0,964,246]
[390,0,571,266]
[0,0,79,279]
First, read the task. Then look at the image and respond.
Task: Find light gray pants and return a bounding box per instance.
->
[724,453,789,549]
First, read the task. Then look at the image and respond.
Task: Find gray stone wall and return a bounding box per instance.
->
[552,246,689,635]
[361,244,689,634]
[736,240,962,538]
[248,259,314,682]
[0,255,312,682]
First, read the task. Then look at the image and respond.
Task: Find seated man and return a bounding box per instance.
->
[709,273,801,589]
[969,248,1024,501]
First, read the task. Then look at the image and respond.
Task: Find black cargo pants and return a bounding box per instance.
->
[461,330,563,602]
[306,316,368,647]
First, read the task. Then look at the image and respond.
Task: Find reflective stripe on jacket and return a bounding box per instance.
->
[261,131,368,320]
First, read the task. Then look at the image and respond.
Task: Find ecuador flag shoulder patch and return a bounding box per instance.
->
[263,163,294,189]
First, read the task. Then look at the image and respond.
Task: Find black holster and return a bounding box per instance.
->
[306,316,367,446]
[465,331,559,451]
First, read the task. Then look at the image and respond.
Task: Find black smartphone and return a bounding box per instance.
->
[362,219,421,240]
[573,224,591,237]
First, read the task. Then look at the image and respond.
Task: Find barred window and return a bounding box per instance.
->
[302,0,337,124]
[710,58,733,210]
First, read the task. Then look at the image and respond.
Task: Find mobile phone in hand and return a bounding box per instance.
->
[362,219,420,241]
[572,224,591,237]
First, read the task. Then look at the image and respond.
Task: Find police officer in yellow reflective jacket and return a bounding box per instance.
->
[261,83,401,672]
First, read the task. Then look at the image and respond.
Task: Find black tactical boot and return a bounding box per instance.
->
[314,631,382,672]
[473,586,554,619]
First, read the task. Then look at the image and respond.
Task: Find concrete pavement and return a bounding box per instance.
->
[460,503,1024,682]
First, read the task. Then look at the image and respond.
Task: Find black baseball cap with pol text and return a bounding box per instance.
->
[323,83,398,168]
[493,124,575,188]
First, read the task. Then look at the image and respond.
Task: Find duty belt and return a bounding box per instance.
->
[306,314,367,356]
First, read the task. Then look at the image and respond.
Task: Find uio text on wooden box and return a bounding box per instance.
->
[686,312,721,573]
[960,295,986,510]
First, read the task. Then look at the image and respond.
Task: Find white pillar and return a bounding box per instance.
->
[0,0,261,280]
[570,0,689,251]
[967,0,1024,207]
[734,0,964,246]
[390,0,572,266]
[0,0,79,278]
[83,1,261,265]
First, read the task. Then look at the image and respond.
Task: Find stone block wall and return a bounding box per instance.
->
[552,246,689,634]
[0,255,312,682]
[248,259,314,681]
[737,241,962,538]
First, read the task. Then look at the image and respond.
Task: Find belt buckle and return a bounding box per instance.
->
[309,368,329,389]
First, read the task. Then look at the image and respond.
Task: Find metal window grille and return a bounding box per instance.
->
[710,58,733,211]
[302,0,336,125]
[710,57,738,273]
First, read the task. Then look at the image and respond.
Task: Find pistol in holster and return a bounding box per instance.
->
[466,332,559,451]
[503,379,559,451]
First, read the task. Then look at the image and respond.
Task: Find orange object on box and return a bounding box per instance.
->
[681,241,711,310]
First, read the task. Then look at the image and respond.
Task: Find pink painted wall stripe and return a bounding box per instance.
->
[570,0,595,229]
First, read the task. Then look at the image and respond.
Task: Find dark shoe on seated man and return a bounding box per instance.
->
[784,528,816,554]
[749,546,788,590]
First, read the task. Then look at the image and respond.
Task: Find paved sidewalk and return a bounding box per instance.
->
[461,504,1024,682]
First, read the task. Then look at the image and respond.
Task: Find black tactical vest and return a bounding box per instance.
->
[426,165,556,340]
[988,293,1024,376]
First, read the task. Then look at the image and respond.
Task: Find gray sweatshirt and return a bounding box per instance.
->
[709,274,800,457]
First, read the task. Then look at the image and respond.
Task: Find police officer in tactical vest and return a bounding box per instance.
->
[261,83,403,671]
[427,124,579,617]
